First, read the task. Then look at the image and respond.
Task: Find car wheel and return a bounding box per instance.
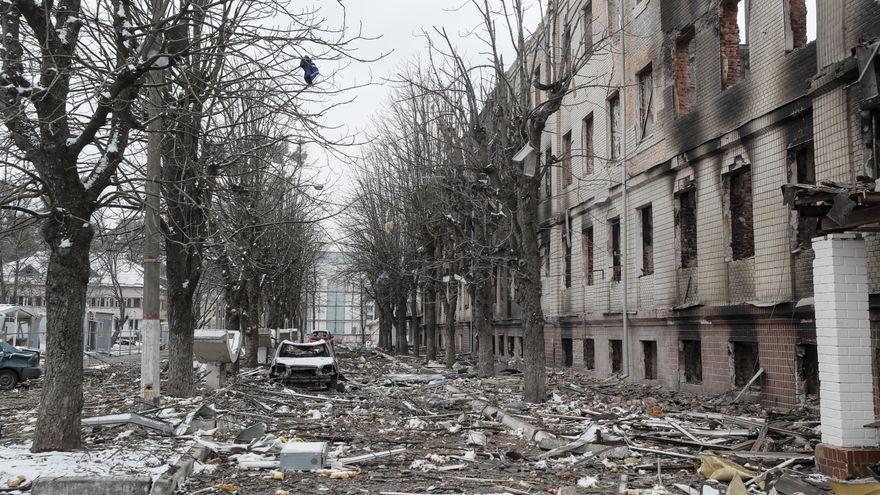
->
[0,369,19,390]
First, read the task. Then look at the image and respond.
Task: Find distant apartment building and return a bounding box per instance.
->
[305,250,374,344]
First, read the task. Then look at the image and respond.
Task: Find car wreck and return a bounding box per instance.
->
[270,340,339,389]
[0,341,41,390]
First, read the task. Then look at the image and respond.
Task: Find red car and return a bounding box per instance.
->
[308,330,333,343]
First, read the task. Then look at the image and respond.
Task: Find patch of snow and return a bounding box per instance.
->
[0,439,190,486]
[59,239,71,249]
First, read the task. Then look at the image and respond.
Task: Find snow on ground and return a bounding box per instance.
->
[0,438,192,488]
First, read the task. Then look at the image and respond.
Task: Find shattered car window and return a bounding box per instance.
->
[279,343,328,358]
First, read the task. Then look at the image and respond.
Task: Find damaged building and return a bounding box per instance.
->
[444,0,880,479]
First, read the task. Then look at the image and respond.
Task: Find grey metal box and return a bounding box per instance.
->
[279,442,327,471]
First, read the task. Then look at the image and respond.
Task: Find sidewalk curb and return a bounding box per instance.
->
[150,444,209,495]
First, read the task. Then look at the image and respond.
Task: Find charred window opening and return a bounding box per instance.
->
[583,2,593,57]
[507,336,515,357]
[642,340,657,379]
[680,339,703,384]
[584,338,595,370]
[562,130,573,187]
[610,339,623,373]
[731,341,761,390]
[582,114,594,175]
[582,225,595,285]
[640,205,654,275]
[790,143,817,249]
[673,27,696,117]
[563,23,573,76]
[797,343,819,398]
[638,64,654,139]
[728,167,755,260]
[562,338,573,367]
[544,147,553,198]
[676,188,698,268]
[719,0,749,89]
[610,217,621,282]
[609,92,621,162]
[518,337,524,357]
[785,0,811,51]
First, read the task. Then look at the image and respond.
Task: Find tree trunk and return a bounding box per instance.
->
[166,287,195,397]
[395,288,408,355]
[32,212,94,452]
[516,176,546,403]
[443,281,458,368]
[474,270,495,378]
[378,295,393,350]
[424,280,437,362]
[243,276,260,367]
[409,281,420,357]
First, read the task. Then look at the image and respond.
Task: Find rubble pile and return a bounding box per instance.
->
[0,349,862,494]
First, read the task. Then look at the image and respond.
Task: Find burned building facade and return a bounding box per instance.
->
[470,0,880,430]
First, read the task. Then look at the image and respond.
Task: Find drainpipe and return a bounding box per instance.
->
[619,0,631,378]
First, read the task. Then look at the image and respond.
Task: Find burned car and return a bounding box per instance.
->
[270,340,339,389]
[0,341,41,390]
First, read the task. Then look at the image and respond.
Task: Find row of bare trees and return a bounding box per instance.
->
[1,0,368,451]
[344,0,612,403]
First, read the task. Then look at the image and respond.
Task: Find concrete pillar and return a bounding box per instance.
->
[812,233,880,479]
[573,338,584,368]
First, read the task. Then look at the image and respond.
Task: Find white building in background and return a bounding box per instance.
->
[304,251,374,345]
[1,250,168,351]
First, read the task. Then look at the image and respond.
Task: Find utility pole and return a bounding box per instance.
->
[619,0,630,378]
[141,6,164,404]
[359,277,366,346]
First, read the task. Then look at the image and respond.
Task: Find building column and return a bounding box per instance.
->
[812,233,880,479]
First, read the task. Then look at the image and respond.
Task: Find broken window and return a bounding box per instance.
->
[790,143,817,249]
[582,114,594,175]
[640,205,654,275]
[544,147,553,198]
[719,0,749,89]
[728,167,755,260]
[609,92,621,162]
[673,27,696,117]
[785,0,813,51]
[562,130,573,187]
[797,343,819,398]
[563,23,572,76]
[638,64,654,139]
[642,340,657,380]
[508,336,515,357]
[731,341,761,390]
[582,225,594,285]
[610,339,623,373]
[584,338,595,370]
[610,217,621,282]
[680,340,703,384]
[562,338,573,367]
[583,2,593,56]
[676,188,698,268]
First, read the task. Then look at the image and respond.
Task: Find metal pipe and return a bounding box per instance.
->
[619,0,630,378]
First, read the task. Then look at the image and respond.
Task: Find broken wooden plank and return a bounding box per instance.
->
[733,368,765,403]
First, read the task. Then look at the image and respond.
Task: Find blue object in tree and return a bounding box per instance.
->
[300,57,319,85]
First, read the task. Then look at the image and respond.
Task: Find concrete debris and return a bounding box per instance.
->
[81,412,174,435]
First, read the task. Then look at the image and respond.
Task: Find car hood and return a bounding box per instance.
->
[273,356,335,368]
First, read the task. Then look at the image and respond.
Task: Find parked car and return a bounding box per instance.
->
[308,330,334,344]
[270,339,339,389]
[0,342,41,390]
